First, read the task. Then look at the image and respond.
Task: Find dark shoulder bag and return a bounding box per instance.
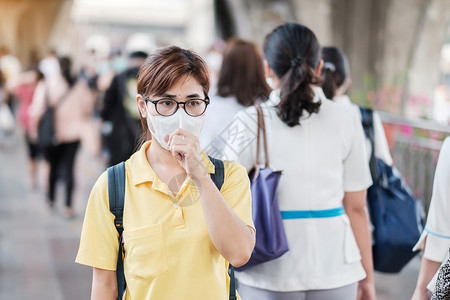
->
[236,105,288,271]
[360,107,425,273]
[37,88,69,151]
[107,157,236,300]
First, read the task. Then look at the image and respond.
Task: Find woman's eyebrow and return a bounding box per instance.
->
[161,94,176,98]
[186,93,202,98]
[160,93,202,99]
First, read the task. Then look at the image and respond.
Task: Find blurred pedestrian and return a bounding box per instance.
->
[0,69,14,141]
[0,46,21,106]
[412,137,450,300]
[320,46,392,165]
[13,66,43,189]
[224,23,376,300]
[30,56,95,218]
[100,50,148,166]
[200,38,271,157]
[76,46,255,299]
[0,70,6,104]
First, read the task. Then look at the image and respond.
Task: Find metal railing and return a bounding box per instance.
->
[379,111,450,213]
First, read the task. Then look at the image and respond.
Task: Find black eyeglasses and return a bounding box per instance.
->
[144,97,210,117]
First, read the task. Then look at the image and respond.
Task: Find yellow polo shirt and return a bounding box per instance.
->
[76,141,254,299]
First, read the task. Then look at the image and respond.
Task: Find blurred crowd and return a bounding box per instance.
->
[0,43,154,218]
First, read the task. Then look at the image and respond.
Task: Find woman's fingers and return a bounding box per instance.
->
[169,134,188,147]
[167,128,197,147]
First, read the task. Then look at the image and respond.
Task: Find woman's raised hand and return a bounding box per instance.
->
[166,128,207,182]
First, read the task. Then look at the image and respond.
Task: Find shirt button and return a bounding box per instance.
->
[173,203,180,209]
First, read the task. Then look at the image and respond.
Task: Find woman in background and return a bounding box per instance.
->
[224,23,375,300]
[320,46,392,166]
[200,38,270,157]
[30,56,95,218]
[14,67,43,189]
[412,137,450,299]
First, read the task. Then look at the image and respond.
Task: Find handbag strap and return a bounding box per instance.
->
[255,105,269,168]
[45,84,71,109]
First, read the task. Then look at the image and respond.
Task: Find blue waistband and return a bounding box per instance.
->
[280,206,345,219]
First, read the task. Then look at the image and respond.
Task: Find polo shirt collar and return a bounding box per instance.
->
[129,141,215,187]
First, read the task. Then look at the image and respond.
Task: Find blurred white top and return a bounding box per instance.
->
[413,137,450,262]
[199,94,245,158]
[334,95,393,166]
[223,87,372,291]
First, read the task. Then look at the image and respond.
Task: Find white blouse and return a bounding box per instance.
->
[413,137,450,262]
[333,95,393,166]
[223,87,372,291]
[199,94,245,158]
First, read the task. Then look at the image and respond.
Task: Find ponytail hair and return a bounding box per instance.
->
[58,56,74,87]
[320,46,350,100]
[264,23,322,127]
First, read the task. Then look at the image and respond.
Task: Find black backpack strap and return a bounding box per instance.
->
[229,264,236,300]
[207,156,235,300]
[208,156,225,191]
[359,107,378,182]
[107,162,126,300]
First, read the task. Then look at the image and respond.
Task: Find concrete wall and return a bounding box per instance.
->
[0,0,72,66]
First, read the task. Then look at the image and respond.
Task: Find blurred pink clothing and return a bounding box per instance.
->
[15,82,37,132]
[29,74,95,143]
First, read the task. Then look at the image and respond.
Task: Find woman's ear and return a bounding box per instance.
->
[136,94,146,117]
[264,60,271,78]
[315,59,324,77]
[264,60,280,89]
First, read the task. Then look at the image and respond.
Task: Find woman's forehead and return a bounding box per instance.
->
[161,75,204,97]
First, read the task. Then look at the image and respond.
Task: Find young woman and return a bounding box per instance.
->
[200,38,270,157]
[30,56,95,218]
[14,67,43,189]
[412,137,450,300]
[76,46,255,299]
[224,23,376,300]
[320,46,393,166]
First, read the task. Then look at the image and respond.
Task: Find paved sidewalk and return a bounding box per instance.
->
[0,128,421,300]
[0,128,105,300]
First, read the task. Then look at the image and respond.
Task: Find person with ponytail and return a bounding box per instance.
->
[224,23,376,300]
[321,46,393,166]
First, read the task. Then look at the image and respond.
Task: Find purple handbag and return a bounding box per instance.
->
[236,105,289,271]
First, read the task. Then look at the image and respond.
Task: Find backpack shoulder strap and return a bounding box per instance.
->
[107,162,126,231]
[359,107,378,181]
[359,107,374,142]
[207,156,236,300]
[208,156,225,191]
[107,161,126,300]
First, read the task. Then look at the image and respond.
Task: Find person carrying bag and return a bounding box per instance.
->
[224,22,376,300]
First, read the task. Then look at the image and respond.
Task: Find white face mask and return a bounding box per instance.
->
[145,104,205,150]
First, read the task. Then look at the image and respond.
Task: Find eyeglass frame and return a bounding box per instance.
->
[144,96,210,117]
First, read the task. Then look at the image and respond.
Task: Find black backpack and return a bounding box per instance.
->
[107,156,236,300]
[359,107,424,273]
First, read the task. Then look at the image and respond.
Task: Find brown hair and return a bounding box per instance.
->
[217,38,270,106]
[136,46,210,142]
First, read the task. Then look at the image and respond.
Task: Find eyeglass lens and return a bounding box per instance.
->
[156,99,207,116]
